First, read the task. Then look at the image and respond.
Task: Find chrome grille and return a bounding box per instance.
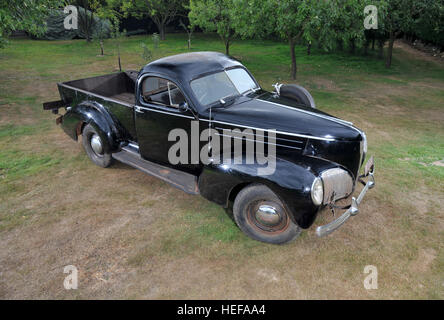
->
[321,168,354,204]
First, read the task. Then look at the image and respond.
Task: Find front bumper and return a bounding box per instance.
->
[316,156,375,237]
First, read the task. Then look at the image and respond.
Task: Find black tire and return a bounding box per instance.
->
[82,124,113,168]
[233,184,302,244]
[280,84,316,109]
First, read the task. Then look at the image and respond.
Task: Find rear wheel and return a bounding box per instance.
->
[82,124,113,168]
[233,184,301,244]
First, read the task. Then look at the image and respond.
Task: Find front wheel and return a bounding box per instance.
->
[233,184,301,244]
[82,124,113,168]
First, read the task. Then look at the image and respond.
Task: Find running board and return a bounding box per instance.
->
[112,146,199,195]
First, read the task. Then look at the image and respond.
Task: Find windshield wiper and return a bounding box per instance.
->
[218,93,240,105]
[241,87,261,95]
[206,93,239,111]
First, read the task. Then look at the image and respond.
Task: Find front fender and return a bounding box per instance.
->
[61,101,122,153]
[198,154,338,228]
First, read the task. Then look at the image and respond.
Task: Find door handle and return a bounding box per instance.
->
[135,106,144,113]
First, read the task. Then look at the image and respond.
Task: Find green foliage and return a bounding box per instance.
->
[107,0,186,40]
[413,0,444,47]
[0,0,65,47]
[230,0,275,40]
[36,7,111,41]
[179,19,194,49]
[329,0,366,51]
[230,0,444,74]
[189,0,236,55]
[152,33,160,48]
[111,23,126,71]
[140,42,153,62]
[232,0,327,79]
[69,0,108,42]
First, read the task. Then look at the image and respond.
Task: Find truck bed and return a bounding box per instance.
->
[61,71,138,105]
[57,70,139,141]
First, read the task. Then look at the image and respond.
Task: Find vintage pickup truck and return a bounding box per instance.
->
[44,52,375,244]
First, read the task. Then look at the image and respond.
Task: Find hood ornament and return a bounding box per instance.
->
[272,83,283,96]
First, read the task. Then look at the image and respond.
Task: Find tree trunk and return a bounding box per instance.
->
[159,23,166,40]
[290,39,297,80]
[85,9,94,42]
[337,39,343,51]
[224,39,230,56]
[154,20,166,40]
[372,38,375,51]
[100,40,104,56]
[377,39,385,59]
[117,44,121,71]
[386,32,395,68]
[307,42,311,56]
[363,38,371,56]
[349,38,356,54]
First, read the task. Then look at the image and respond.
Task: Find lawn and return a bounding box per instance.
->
[0,33,443,299]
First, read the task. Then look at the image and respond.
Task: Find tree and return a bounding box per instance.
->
[189,0,236,55]
[140,42,153,62]
[376,0,416,67]
[300,0,331,55]
[74,0,98,42]
[342,0,366,53]
[233,0,321,79]
[179,19,194,50]
[111,23,126,71]
[320,0,366,53]
[0,0,64,47]
[412,0,444,49]
[109,0,186,40]
[93,22,107,55]
[36,6,111,41]
[275,0,311,79]
[90,1,119,55]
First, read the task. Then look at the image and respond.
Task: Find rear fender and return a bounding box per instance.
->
[61,101,122,153]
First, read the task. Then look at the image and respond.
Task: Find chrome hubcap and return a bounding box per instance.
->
[255,205,281,227]
[90,134,103,155]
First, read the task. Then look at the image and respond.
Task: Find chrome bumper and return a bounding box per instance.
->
[316,157,375,237]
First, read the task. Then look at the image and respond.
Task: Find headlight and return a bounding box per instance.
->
[311,177,324,206]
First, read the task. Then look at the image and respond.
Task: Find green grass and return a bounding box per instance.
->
[0,123,49,139]
[0,33,443,299]
[0,149,61,180]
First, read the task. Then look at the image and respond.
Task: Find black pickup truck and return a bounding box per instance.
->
[44,51,375,244]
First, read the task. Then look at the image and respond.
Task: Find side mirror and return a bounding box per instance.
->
[178,102,189,112]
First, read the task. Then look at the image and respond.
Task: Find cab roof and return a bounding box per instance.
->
[140,51,243,83]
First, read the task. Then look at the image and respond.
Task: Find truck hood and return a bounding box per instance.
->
[211,92,362,141]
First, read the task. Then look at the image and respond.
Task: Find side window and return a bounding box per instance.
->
[141,77,186,108]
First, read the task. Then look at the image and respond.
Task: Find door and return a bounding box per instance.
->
[135,76,201,174]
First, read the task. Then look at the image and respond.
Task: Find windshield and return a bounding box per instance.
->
[190,68,259,106]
